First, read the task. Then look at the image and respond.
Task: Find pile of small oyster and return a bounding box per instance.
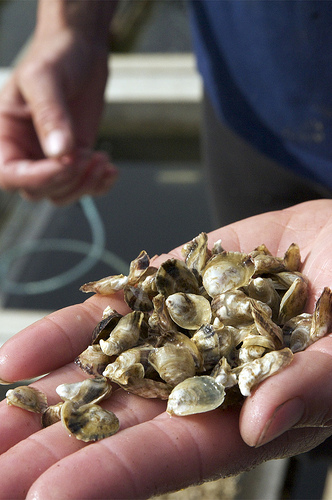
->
[6,233,332,442]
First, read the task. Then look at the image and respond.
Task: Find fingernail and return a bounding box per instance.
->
[255,397,305,447]
[44,130,69,157]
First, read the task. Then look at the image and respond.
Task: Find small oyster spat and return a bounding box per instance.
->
[165,292,212,330]
[167,375,225,416]
[6,386,48,414]
[237,348,293,397]
[277,273,309,324]
[148,293,179,335]
[124,285,154,312]
[61,401,119,442]
[202,252,255,298]
[191,324,222,372]
[159,330,203,372]
[99,311,145,356]
[181,232,211,279]
[250,243,301,275]
[155,258,200,297]
[116,376,173,400]
[148,344,196,387]
[285,313,312,353]
[79,250,150,296]
[127,250,150,284]
[250,300,284,349]
[211,239,225,255]
[246,277,281,322]
[91,308,122,344]
[10,234,331,442]
[310,286,332,342]
[283,243,301,272]
[210,357,237,389]
[56,377,112,406]
[80,274,129,295]
[103,345,151,385]
[136,266,158,297]
[75,345,111,376]
[42,402,63,427]
[211,289,258,326]
[284,287,332,352]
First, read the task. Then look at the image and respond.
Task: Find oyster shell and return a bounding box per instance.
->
[202,251,255,298]
[56,376,112,406]
[250,299,283,349]
[42,402,63,427]
[237,348,293,396]
[155,258,200,297]
[212,289,261,326]
[148,344,196,386]
[167,375,225,416]
[75,345,111,376]
[191,324,222,371]
[165,292,212,330]
[283,313,312,352]
[6,386,48,414]
[246,277,280,321]
[158,331,203,372]
[210,357,237,388]
[80,274,129,295]
[79,251,150,296]
[103,346,151,385]
[127,250,150,284]
[211,239,225,255]
[286,287,332,352]
[283,243,301,272]
[310,286,332,341]
[91,308,122,344]
[116,376,172,400]
[100,311,144,356]
[181,232,211,278]
[124,285,154,312]
[61,401,119,442]
[278,273,308,324]
[148,293,178,335]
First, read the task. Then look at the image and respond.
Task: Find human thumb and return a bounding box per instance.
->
[239,339,332,447]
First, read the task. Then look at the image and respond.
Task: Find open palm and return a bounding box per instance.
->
[0,199,331,499]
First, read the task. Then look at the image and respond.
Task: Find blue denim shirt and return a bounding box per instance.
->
[189,0,332,189]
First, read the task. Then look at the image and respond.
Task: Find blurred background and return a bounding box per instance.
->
[0,1,330,499]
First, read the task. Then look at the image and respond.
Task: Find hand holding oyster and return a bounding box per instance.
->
[0,200,332,500]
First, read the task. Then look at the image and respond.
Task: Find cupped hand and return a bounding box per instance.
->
[0,199,331,499]
[0,28,117,204]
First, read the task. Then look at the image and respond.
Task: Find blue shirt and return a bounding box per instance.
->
[189,0,332,189]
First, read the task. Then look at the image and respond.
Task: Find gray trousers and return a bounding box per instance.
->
[201,93,331,228]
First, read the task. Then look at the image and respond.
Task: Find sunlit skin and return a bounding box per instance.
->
[0,199,331,499]
[0,0,118,205]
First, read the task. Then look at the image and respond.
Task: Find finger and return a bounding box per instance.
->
[0,363,83,454]
[0,158,68,193]
[0,385,166,499]
[0,294,130,383]
[47,152,118,206]
[18,152,117,203]
[18,66,74,158]
[240,338,332,447]
[25,406,331,500]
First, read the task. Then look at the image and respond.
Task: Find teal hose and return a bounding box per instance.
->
[0,197,129,295]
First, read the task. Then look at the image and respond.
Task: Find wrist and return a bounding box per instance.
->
[36,0,118,46]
